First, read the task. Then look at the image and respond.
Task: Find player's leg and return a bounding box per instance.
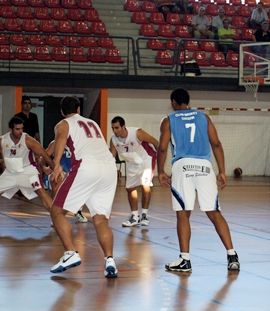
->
[35,188,52,212]
[141,185,151,226]
[92,214,113,256]
[122,187,141,227]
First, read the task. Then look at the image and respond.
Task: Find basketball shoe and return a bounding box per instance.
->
[104,257,118,278]
[165,255,192,272]
[50,251,82,273]
[122,214,140,227]
[227,252,240,270]
[141,213,149,226]
[75,210,88,223]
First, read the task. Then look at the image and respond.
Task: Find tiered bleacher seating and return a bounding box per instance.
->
[156,50,173,65]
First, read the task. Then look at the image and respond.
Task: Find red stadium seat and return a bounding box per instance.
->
[231,16,248,28]
[238,5,251,17]
[0,34,9,44]
[158,24,175,37]
[192,2,201,14]
[0,6,16,18]
[17,7,34,19]
[184,40,200,51]
[206,4,219,15]
[105,49,124,64]
[28,0,45,7]
[227,52,239,67]
[16,45,34,60]
[0,45,15,60]
[132,11,149,24]
[200,0,211,3]
[201,41,218,52]
[147,39,165,50]
[223,4,237,16]
[156,50,173,65]
[214,0,226,4]
[34,46,52,61]
[193,51,211,66]
[231,28,241,40]
[52,46,69,61]
[57,20,74,33]
[40,19,57,32]
[0,0,10,4]
[242,27,254,40]
[244,0,256,6]
[210,52,229,66]
[229,0,241,5]
[45,0,61,8]
[98,37,115,48]
[51,8,68,20]
[70,47,87,62]
[22,18,39,32]
[46,35,62,46]
[84,9,100,22]
[165,40,179,50]
[68,8,83,21]
[12,0,28,6]
[183,14,195,26]
[61,0,78,8]
[63,36,80,46]
[91,21,109,35]
[125,0,141,12]
[81,36,97,47]
[175,25,192,38]
[10,34,27,45]
[150,12,166,24]
[28,34,45,45]
[88,47,106,63]
[74,21,91,34]
[78,0,93,9]
[34,7,50,19]
[166,13,182,25]
[244,54,260,67]
[178,50,190,64]
[140,24,158,37]
[4,18,21,31]
[141,1,158,12]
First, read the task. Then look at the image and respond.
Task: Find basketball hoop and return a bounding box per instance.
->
[242,77,264,99]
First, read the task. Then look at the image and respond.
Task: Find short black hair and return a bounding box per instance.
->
[170,88,190,106]
[60,96,80,116]
[9,116,24,129]
[111,116,125,127]
[21,95,31,105]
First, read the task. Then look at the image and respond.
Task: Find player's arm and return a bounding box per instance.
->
[206,114,227,189]
[26,135,54,170]
[137,129,159,150]
[51,120,69,182]
[0,138,6,172]
[157,117,171,188]
[109,138,117,157]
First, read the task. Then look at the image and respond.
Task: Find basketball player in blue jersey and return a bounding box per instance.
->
[157,88,240,272]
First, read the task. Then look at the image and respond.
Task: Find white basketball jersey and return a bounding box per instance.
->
[1,132,36,172]
[63,114,114,166]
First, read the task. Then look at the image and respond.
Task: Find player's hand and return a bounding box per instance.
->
[217,173,227,190]
[51,165,65,182]
[43,166,53,176]
[158,173,171,188]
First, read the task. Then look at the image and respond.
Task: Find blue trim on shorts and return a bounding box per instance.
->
[215,194,220,210]
[171,187,185,210]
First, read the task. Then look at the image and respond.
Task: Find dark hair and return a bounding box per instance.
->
[223,18,230,24]
[21,95,31,105]
[60,96,80,115]
[9,116,24,129]
[170,88,190,105]
[111,116,125,126]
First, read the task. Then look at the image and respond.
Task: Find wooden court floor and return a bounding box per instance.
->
[0,176,269,311]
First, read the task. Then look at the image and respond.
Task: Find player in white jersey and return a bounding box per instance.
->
[50,96,118,278]
[157,88,240,272]
[110,116,158,227]
[0,116,54,212]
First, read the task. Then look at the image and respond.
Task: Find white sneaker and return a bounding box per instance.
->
[141,213,149,226]
[104,257,118,278]
[75,210,88,223]
[50,251,82,273]
[122,214,140,227]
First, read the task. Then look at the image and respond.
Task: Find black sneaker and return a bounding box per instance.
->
[165,255,192,272]
[227,252,240,270]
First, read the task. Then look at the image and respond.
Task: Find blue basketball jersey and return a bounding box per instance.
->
[60,146,72,173]
[168,109,212,165]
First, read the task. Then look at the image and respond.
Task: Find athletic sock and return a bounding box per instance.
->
[227,249,236,256]
[142,208,148,215]
[181,252,190,261]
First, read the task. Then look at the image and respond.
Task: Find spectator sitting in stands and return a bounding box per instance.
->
[250,2,268,29]
[192,7,214,40]
[251,21,270,56]
[218,18,239,58]
[174,0,194,14]
[155,0,180,18]
[212,8,226,39]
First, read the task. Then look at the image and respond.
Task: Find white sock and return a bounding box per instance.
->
[227,249,236,256]
[142,208,148,215]
[131,211,139,218]
[181,252,190,261]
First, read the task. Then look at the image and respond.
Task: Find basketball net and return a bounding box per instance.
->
[242,77,264,100]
